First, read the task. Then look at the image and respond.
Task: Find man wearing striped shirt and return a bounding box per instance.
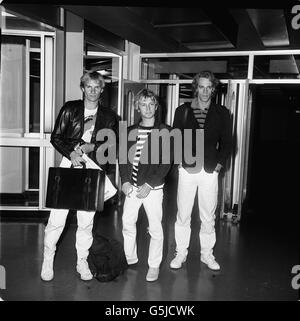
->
[119,89,172,282]
[170,71,232,271]
[192,105,208,129]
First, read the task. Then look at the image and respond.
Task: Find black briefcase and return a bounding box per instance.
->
[45,166,105,212]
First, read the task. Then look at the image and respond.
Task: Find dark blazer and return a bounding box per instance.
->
[51,100,119,167]
[173,102,232,172]
[119,123,173,188]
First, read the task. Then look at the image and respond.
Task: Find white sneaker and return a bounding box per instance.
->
[200,255,220,270]
[170,253,187,269]
[76,259,93,281]
[146,267,159,282]
[41,257,54,281]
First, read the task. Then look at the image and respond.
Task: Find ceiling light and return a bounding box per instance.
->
[97,70,110,76]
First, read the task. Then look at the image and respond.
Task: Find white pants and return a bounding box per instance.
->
[175,166,219,258]
[122,187,164,268]
[43,155,117,263]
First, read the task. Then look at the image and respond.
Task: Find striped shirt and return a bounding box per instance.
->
[131,127,153,187]
[192,107,208,129]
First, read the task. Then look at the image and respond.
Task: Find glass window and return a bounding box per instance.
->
[0,146,39,207]
[141,56,249,80]
[29,51,41,133]
[0,35,41,136]
[179,83,193,105]
[253,55,300,79]
[1,7,56,32]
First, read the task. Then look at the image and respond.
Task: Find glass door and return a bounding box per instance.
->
[220,80,252,222]
[84,51,123,189]
[0,32,55,210]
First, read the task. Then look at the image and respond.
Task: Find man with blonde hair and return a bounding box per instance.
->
[41,71,119,281]
[119,88,173,282]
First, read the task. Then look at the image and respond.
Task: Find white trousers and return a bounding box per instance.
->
[175,166,219,258]
[43,155,117,263]
[122,187,164,268]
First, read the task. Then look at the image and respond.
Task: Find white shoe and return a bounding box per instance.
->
[41,257,54,281]
[146,267,159,282]
[170,253,187,269]
[76,259,93,281]
[200,255,220,270]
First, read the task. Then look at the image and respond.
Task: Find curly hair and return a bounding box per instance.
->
[192,71,219,97]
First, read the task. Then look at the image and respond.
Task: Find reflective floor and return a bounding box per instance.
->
[0,178,299,301]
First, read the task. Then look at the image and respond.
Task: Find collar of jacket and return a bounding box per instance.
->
[76,100,104,112]
[182,101,221,131]
[76,100,113,143]
[77,99,110,124]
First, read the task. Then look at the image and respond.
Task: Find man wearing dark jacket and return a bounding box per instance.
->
[170,71,232,271]
[119,89,172,282]
[41,71,119,282]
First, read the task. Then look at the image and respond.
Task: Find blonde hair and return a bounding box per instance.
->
[80,71,105,89]
[134,88,158,110]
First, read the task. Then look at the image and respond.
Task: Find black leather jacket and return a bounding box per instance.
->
[51,100,119,167]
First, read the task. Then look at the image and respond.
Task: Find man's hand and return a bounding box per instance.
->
[122,182,133,197]
[70,150,86,167]
[136,183,151,199]
[79,143,95,154]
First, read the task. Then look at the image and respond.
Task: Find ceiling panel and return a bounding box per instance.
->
[128,7,210,25]
[247,9,290,47]
[4,5,297,52]
[158,24,228,43]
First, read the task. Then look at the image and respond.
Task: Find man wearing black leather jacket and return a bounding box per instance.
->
[41,71,119,281]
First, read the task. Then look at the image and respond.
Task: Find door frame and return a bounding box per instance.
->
[0,30,55,210]
[85,51,123,188]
